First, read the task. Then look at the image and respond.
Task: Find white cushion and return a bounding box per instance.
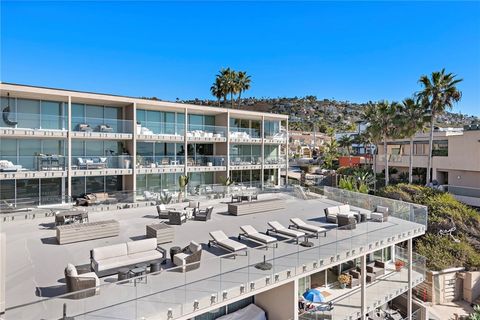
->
[189,241,201,253]
[338,205,351,214]
[126,238,157,255]
[268,221,286,231]
[240,225,258,235]
[92,243,127,261]
[210,230,228,242]
[371,212,384,221]
[173,253,189,266]
[218,238,247,252]
[65,263,78,277]
[97,256,132,271]
[326,206,340,216]
[376,206,389,214]
[128,251,163,265]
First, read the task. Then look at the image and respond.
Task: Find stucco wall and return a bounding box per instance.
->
[255,281,295,320]
[463,271,480,304]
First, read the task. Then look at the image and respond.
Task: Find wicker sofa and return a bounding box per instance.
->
[76,192,118,206]
[324,204,358,224]
[367,260,386,276]
[90,238,165,277]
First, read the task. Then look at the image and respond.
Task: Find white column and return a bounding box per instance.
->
[67,96,72,200]
[131,102,137,201]
[361,254,367,320]
[261,116,265,189]
[293,278,299,320]
[184,108,188,175]
[226,111,230,177]
[285,118,289,188]
[408,238,413,319]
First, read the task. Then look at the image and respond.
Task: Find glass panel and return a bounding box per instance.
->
[104,106,121,132]
[164,112,175,134]
[71,103,85,130]
[136,109,146,123]
[0,180,15,200]
[41,101,64,129]
[40,178,62,205]
[105,176,122,192]
[17,99,40,129]
[71,177,86,198]
[86,176,104,193]
[86,105,104,130]
[16,179,39,202]
[0,139,16,165]
[19,139,41,170]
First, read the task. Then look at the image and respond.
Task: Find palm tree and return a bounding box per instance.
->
[417,69,462,184]
[364,101,397,186]
[236,71,251,108]
[397,98,430,183]
[210,78,223,107]
[216,68,235,106]
[338,134,354,167]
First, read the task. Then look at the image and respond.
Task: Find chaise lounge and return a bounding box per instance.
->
[238,225,278,248]
[208,230,248,256]
[289,218,327,238]
[267,221,306,244]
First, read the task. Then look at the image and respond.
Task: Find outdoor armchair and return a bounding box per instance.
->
[173,241,202,272]
[194,206,213,221]
[64,263,99,299]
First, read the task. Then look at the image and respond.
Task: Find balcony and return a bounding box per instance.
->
[2,187,427,320]
[187,155,226,172]
[230,155,262,170]
[136,121,185,142]
[230,128,262,143]
[0,155,67,179]
[71,117,133,139]
[136,155,185,174]
[264,131,287,144]
[71,155,133,176]
[264,156,286,168]
[0,113,67,138]
[187,125,227,142]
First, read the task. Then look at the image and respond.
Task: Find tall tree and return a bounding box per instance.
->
[397,98,430,183]
[210,78,223,107]
[417,69,462,184]
[364,101,397,186]
[236,71,251,108]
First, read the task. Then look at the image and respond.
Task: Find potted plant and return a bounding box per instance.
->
[395,260,404,272]
[338,274,350,289]
[178,175,189,203]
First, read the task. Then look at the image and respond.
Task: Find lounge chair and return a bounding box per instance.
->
[208,230,248,256]
[172,241,202,272]
[194,206,213,221]
[157,204,173,219]
[168,211,186,225]
[238,225,278,248]
[267,221,306,244]
[289,218,327,238]
[371,205,389,222]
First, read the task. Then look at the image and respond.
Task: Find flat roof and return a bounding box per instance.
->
[0,82,288,120]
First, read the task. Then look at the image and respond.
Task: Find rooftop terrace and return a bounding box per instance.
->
[0,187,427,320]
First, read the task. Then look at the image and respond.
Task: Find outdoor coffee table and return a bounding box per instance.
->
[130,265,148,285]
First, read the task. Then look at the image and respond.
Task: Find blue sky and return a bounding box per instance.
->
[1,1,479,115]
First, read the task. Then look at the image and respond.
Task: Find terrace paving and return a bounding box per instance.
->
[1,192,425,320]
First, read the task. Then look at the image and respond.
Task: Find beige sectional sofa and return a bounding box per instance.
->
[90,238,165,277]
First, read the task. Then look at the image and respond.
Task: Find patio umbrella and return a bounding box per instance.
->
[303,289,326,303]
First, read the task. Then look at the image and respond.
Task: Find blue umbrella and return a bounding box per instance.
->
[303,289,326,303]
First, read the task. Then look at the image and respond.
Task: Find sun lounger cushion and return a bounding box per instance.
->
[240,225,277,244]
[290,218,326,233]
[126,238,157,255]
[210,231,246,252]
[268,221,305,238]
[325,206,340,216]
[92,243,128,261]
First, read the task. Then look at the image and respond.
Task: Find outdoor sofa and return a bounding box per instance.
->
[367,260,386,276]
[90,238,165,277]
[76,192,118,206]
[324,204,358,224]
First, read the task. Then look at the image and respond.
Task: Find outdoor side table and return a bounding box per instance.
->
[150,261,162,273]
[118,267,130,281]
[130,265,147,285]
[170,246,182,262]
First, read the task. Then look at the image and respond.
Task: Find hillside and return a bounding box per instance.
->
[378,184,480,271]
[179,96,478,133]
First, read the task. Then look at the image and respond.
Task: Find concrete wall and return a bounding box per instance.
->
[463,271,480,304]
[0,233,5,314]
[255,281,295,320]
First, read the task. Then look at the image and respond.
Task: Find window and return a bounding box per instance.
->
[16,179,39,204]
[17,99,40,129]
[0,180,15,201]
[41,179,62,204]
[41,101,64,130]
[432,140,448,156]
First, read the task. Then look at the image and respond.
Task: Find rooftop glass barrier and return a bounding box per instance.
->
[0,112,67,130]
[72,117,133,134]
[3,205,426,320]
[137,121,185,136]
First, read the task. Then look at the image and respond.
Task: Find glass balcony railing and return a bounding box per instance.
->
[72,117,133,134]
[265,156,285,165]
[71,155,132,170]
[187,124,226,138]
[187,155,226,166]
[230,155,262,165]
[264,130,287,141]
[136,155,184,168]
[137,121,185,136]
[230,127,261,139]
[0,155,67,171]
[0,112,67,130]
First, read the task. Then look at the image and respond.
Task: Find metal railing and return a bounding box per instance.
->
[187,124,226,138]
[230,155,262,165]
[136,155,184,167]
[0,155,66,171]
[72,155,132,170]
[187,155,226,167]
[137,121,185,136]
